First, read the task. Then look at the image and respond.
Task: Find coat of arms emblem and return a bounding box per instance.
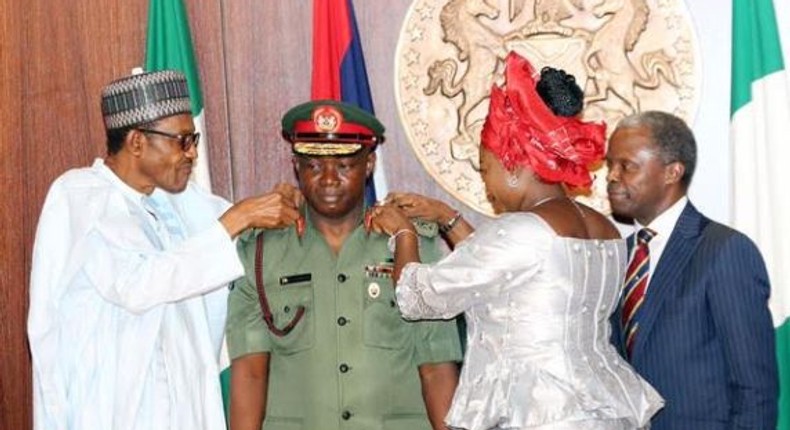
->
[395,0,700,215]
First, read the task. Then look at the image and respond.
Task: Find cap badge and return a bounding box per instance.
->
[312,106,343,133]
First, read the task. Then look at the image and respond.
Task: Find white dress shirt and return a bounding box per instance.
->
[633,196,689,289]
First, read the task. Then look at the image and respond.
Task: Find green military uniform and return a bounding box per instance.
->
[228,99,461,429]
[226,213,462,430]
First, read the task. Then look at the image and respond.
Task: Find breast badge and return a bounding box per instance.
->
[368,282,382,299]
[395,0,701,215]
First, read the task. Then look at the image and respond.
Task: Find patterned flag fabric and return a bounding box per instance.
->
[145,0,212,191]
[312,0,387,203]
[730,0,790,427]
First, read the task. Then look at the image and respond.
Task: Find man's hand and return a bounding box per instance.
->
[419,362,459,430]
[220,184,302,238]
[230,353,270,430]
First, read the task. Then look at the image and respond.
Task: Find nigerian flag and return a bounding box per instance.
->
[730,0,790,427]
[145,0,212,191]
[145,0,232,419]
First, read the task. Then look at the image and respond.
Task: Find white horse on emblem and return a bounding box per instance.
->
[424,0,506,145]
[584,0,680,113]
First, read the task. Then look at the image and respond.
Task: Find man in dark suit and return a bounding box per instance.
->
[606,111,778,430]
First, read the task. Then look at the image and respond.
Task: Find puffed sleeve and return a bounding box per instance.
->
[396,213,551,320]
[411,232,464,364]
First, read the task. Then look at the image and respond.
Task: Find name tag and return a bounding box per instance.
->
[279,273,312,286]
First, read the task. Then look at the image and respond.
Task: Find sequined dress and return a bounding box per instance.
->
[397,213,664,430]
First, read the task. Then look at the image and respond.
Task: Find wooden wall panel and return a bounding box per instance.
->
[221,1,312,199]
[189,0,233,200]
[2,0,147,428]
[23,0,148,214]
[1,0,28,426]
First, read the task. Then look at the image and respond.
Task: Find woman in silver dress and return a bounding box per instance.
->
[366,51,664,430]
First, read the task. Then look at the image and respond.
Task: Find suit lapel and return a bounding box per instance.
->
[630,203,705,361]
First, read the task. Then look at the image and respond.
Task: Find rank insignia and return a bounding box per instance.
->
[364,263,393,279]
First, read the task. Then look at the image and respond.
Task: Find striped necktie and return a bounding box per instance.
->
[621,227,657,357]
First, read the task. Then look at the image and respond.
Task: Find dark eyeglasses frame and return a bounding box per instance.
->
[137,128,200,151]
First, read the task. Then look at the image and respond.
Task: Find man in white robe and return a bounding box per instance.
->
[28,70,301,430]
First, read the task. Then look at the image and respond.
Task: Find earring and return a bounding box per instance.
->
[507,174,519,188]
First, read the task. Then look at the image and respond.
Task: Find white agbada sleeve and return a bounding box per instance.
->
[28,162,244,430]
[82,216,240,313]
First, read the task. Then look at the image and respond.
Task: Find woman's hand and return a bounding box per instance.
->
[385,192,458,226]
[366,202,419,283]
[365,202,413,237]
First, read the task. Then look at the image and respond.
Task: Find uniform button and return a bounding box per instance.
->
[283,306,290,313]
[390,299,396,307]
[337,316,348,326]
[341,410,352,420]
[339,363,350,373]
[337,273,347,283]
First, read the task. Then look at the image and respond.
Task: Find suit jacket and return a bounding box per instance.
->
[611,203,778,430]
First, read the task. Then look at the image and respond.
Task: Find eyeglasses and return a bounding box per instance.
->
[138,128,200,152]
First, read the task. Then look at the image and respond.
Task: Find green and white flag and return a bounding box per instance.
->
[145,0,212,191]
[145,0,231,418]
[730,0,790,427]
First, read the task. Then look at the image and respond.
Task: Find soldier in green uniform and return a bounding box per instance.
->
[226,100,462,430]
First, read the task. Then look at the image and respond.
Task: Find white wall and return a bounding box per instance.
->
[688,0,790,225]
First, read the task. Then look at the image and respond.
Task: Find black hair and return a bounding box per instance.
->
[106,126,134,155]
[105,119,161,155]
[535,66,584,118]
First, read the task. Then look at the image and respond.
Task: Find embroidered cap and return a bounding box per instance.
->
[101,70,192,131]
[281,100,385,156]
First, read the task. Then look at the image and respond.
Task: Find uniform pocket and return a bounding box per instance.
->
[265,279,315,354]
[362,276,409,349]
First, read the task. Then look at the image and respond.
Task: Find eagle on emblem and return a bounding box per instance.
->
[312,106,343,133]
